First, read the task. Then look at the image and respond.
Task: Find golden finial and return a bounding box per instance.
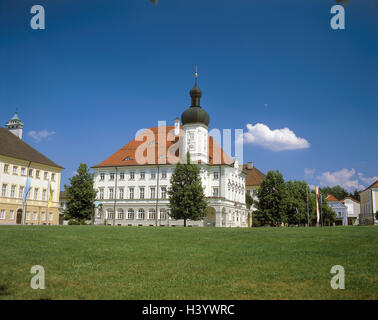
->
[194,65,198,78]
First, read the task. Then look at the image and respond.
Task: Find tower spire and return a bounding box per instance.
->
[190,65,202,107]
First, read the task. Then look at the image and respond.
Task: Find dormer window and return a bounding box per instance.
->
[124,156,133,161]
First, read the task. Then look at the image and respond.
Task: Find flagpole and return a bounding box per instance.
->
[306,186,309,227]
[22,161,32,225]
[46,178,50,224]
[315,186,318,227]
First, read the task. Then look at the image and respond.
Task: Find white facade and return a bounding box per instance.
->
[93,161,247,227]
[342,198,360,225]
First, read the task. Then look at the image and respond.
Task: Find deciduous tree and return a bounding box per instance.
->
[168,153,207,227]
[64,163,97,223]
[255,170,286,226]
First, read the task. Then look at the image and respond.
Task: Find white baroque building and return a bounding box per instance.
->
[92,78,248,227]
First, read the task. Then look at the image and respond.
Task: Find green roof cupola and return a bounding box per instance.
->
[5,111,24,139]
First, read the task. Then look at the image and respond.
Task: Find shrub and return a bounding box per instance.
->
[68,219,80,225]
[68,219,86,225]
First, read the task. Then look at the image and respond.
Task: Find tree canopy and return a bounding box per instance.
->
[255,170,286,226]
[254,170,336,227]
[64,163,97,223]
[168,153,207,226]
[321,185,360,202]
[245,193,253,210]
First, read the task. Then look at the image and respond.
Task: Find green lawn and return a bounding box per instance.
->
[0,225,377,300]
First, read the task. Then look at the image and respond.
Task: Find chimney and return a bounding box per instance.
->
[247,162,254,169]
[174,117,180,136]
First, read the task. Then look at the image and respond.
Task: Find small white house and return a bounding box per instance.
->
[340,197,360,225]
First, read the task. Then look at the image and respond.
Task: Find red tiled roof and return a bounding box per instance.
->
[326,194,339,202]
[92,126,234,168]
[242,164,265,186]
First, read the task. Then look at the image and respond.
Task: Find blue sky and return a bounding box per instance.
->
[1,0,377,191]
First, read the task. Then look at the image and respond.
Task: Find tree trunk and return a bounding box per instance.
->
[184,218,187,227]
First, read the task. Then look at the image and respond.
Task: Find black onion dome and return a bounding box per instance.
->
[181,81,210,126]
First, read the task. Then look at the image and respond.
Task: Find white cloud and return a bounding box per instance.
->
[242,123,310,151]
[358,173,378,186]
[304,168,316,179]
[316,168,365,191]
[28,130,56,143]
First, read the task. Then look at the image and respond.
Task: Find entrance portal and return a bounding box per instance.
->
[16,209,22,224]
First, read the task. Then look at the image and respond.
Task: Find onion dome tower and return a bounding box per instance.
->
[181,67,210,163]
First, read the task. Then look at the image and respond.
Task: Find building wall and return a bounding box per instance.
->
[93,163,248,227]
[0,155,62,225]
[342,198,360,225]
[328,201,348,226]
[182,123,209,164]
[359,188,377,225]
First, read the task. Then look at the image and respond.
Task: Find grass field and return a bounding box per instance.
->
[0,225,377,300]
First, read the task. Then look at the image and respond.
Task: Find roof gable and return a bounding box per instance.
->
[0,128,63,169]
[242,164,265,186]
[368,180,378,189]
[340,197,360,204]
[326,194,339,202]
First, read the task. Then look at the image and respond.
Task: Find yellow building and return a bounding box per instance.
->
[359,180,378,225]
[0,113,63,225]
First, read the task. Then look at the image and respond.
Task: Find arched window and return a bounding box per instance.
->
[127,208,134,220]
[107,209,114,220]
[160,208,167,220]
[117,208,124,220]
[138,208,145,220]
[148,209,156,220]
